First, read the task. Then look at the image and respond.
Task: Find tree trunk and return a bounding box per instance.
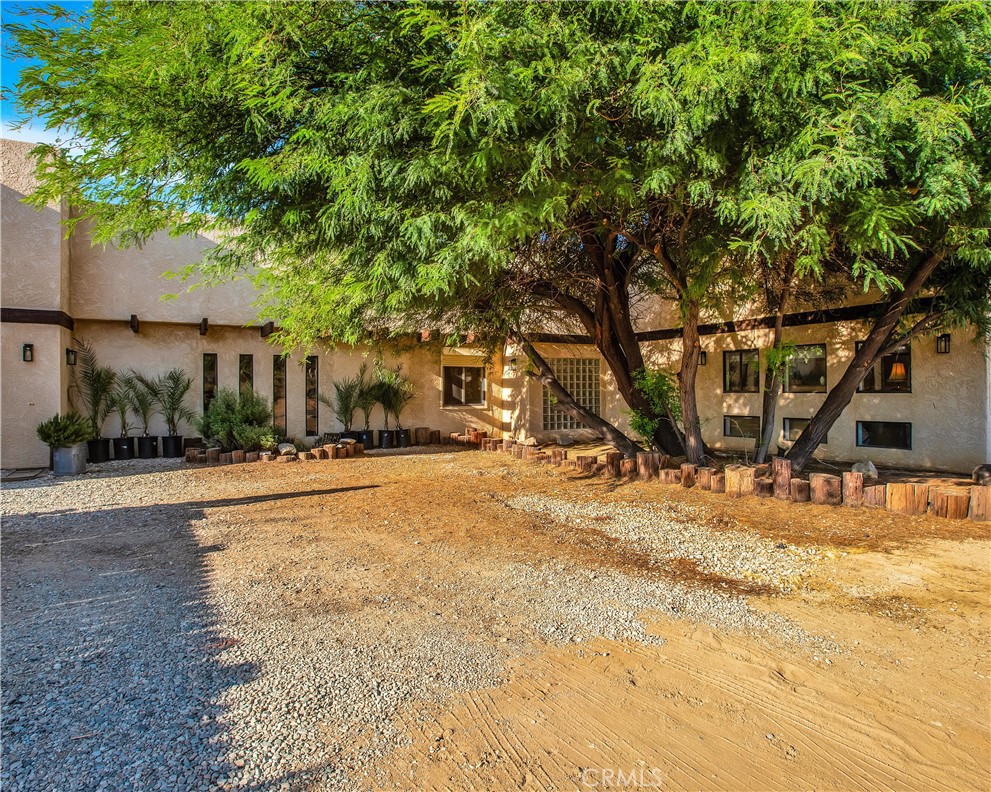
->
[515,333,644,459]
[678,301,706,465]
[787,252,944,473]
[755,262,794,465]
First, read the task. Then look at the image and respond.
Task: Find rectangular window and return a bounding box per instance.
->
[857,421,911,450]
[723,415,761,439]
[238,354,254,396]
[443,365,486,406]
[723,349,760,393]
[273,355,287,437]
[543,358,600,431]
[857,343,911,393]
[304,355,318,436]
[202,353,218,412]
[782,417,826,444]
[783,343,827,393]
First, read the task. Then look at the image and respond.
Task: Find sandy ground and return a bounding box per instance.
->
[3,448,989,791]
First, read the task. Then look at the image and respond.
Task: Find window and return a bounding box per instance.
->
[782,417,826,444]
[238,354,254,396]
[857,343,911,393]
[202,353,218,412]
[783,343,827,393]
[723,349,760,393]
[273,355,287,436]
[857,421,911,450]
[443,366,486,406]
[543,358,600,431]
[723,415,761,439]
[304,355,318,436]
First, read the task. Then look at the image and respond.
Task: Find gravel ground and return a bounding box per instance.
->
[2,455,838,790]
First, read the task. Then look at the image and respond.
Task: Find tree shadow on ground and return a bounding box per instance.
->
[0,486,374,789]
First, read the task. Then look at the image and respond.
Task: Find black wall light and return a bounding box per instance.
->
[936,334,950,354]
[66,348,77,366]
[22,343,34,362]
[699,350,707,366]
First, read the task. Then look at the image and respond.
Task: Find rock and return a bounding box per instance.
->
[972,464,991,485]
[851,460,878,479]
[277,443,297,456]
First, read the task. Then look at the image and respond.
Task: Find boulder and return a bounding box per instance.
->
[851,460,879,479]
[277,443,297,456]
[973,463,991,486]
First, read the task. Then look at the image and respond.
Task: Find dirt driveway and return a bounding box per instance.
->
[2,449,988,790]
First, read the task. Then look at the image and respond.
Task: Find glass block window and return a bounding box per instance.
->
[857,342,911,393]
[202,353,218,412]
[723,415,761,439]
[723,349,760,393]
[783,343,827,393]
[857,421,911,450]
[443,366,485,406]
[304,355,318,436]
[542,358,600,431]
[238,354,253,396]
[273,355,287,436]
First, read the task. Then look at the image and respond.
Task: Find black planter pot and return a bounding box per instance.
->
[87,438,111,464]
[398,429,411,448]
[113,437,134,461]
[378,429,397,449]
[137,436,159,459]
[357,430,375,448]
[161,435,184,458]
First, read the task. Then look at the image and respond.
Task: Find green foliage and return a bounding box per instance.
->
[629,368,682,451]
[129,373,161,436]
[152,368,195,436]
[195,388,274,452]
[36,412,92,449]
[353,363,378,430]
[320,371,361,432]
[373,363,416,430]
[71,340,115,437]
[107,372,137,437]
[765,342,798,375]
[232,424,277,453]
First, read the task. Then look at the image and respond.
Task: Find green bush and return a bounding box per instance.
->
[628,367,682,451]
[232,424,277,453]
[195,388,274,451]
[36,412,93,448]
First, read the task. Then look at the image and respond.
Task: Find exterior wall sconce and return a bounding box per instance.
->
[199,318,209,336]
[260,321,274,338]
[129,314,140,333]
[699,350,707,366]
[66,348,77,366]
[936,334,950,354]
[22,343,34,362]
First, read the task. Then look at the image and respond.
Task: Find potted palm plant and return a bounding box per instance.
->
[320,370,361,440]
[155,368,195,457]
[373,364,398,449]
[36,412,92,475]
[354,363,377,449]
[386,365,415,448]
[73,340,115,463]
[107,373,137,460]
[130,373,161,458]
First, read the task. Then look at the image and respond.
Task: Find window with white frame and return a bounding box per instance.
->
[443,365,486,406]
[543,358,600,430]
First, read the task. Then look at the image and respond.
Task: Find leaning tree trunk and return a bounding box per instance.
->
[787,252,943,473]
[515,333,644,459]
[678,302,707,465]
[755,267,793,464]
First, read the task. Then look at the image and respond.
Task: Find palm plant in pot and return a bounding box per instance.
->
[354,364,377,448]
[36,411,92,475]
[384,365,415,448]
[72,340,115,463]
[130,373,161,458]
[107,373,137,460]
[320,370,361,440]
[155,368,195,457]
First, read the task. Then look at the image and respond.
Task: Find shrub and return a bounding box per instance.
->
[232,424,277,453]
[628,367,682,451]
[36,412,93,448]
[195,388,274,451]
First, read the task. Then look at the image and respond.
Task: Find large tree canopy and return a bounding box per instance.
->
[9,0,990,465]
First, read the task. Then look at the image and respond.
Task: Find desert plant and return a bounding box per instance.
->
[232,424,277,453]
[195,388,273,451]
[107,373,138,437]
[375,363,415,430]
[320,371,361,432]
[154,367,195,436]
[36,412,93,449]
[354,363,378,431]
[72,340,115,437]
[129,373,161,436]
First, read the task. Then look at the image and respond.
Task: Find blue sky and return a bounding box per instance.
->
[1,1,92,144]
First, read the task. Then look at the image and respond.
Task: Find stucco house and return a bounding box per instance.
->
[3,138,989,472]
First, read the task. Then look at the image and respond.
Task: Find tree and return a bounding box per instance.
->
[10,1,989,465]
